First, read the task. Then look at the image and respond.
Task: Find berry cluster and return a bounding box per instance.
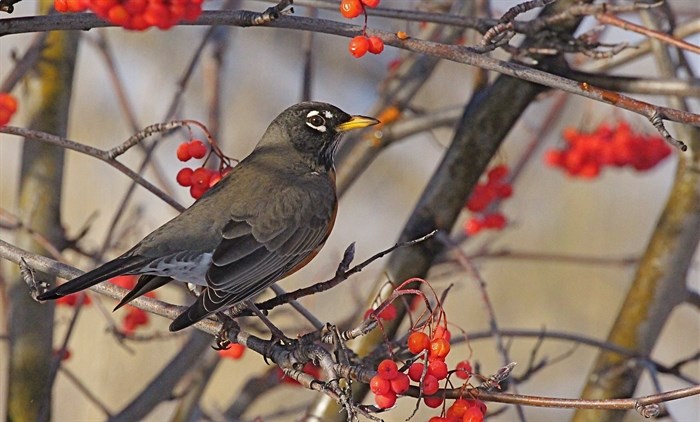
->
[218,343,246,360]
[0,93,18,126]
[175,139,230,199]
[410,328,486,420]
[111,275,153,334]
[371,359,410,408]
[348,34,384,58]
[54,0,203,31]
[545,121,672,178]
[463,165,512,236]
[339,0,384,58]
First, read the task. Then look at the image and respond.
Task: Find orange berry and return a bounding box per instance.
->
[0,93,18,113]
[427,359,448,380]
[107,5,130,26]
[429,338,451,360]
[367,36,384,54]
[54,0,70,12]
[361,0,380,7]
[176,142,192,161]
[432,326,451,342]
[377,359,399,380]
[374,391,396,409]
[390,372,410,394]
[462,406,485,422]
[370,375,391,395]
[408,362,424,382]
[348,35,370,58]
[340,0,363,19]
[407,331,430,354]
[447,398,471,418]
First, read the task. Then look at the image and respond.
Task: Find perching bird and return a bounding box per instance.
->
[38,102,379,332]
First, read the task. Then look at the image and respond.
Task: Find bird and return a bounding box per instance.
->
[38,102,379,332]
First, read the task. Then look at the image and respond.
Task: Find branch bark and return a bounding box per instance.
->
[6,1,80,419]
[575,2,700,420]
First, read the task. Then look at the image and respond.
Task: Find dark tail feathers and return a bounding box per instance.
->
[37,256,147,300]
[113,275,171,310]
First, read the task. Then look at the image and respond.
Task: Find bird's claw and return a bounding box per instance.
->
[212,312,239,350]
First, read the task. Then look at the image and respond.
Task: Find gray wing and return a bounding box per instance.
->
[168,178,336,332]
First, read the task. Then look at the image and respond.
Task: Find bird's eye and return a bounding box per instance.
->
[306,113,327,132]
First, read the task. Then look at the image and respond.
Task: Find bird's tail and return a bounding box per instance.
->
[113,275,171,310]
[37,256,147,300]
[169,287,240,331]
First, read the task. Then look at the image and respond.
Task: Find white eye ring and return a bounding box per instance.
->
[306,112,327,132]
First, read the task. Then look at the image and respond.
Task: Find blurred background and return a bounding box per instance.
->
[1,0,698,420]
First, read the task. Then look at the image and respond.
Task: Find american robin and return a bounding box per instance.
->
[38,102,379,331]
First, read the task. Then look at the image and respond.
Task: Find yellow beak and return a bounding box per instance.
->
[335,115,381,132]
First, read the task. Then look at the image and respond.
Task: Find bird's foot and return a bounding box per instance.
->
[212,312,240,350]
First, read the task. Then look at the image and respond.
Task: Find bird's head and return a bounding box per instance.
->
[258,102,379,171]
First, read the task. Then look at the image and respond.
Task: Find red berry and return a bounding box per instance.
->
[55,0,70,12]
[429,338,451,360]
[421,373,439,395]
[370,375,391,395]
[462,406,484,422]
[447,398,472,418]
[374,391,396,409]
[191,167,212,186]
[122,307,149,334]
[367,36,384,54]
[184,3,202,21]
[407,331,430,354]
[429,417,448,422]
[464,217,482,236]
[53,348,72,361]
[377,359,399,380]
[424,395,443,408]
[361,0,380,7]
[176,143,192,161]
[487,164,509,181]
[482,213,507,230]
[496,183,513,198]
[378,303,397,320]
[123,0,146,14]
[107,4,129,26]
[408,362,424,382]
[432,326,451,342]
[340,0,363,18]
[544,149,564,167]
[189,184,208,200]
[455,360,472,379]
[348,36,370,58]
[208,172,222,188]
[188,139,207,159]
[218,343,245,360]
[428,359,448,380]
[176,167,194,187]
[110,275,137,289]
[390,372,410,394]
